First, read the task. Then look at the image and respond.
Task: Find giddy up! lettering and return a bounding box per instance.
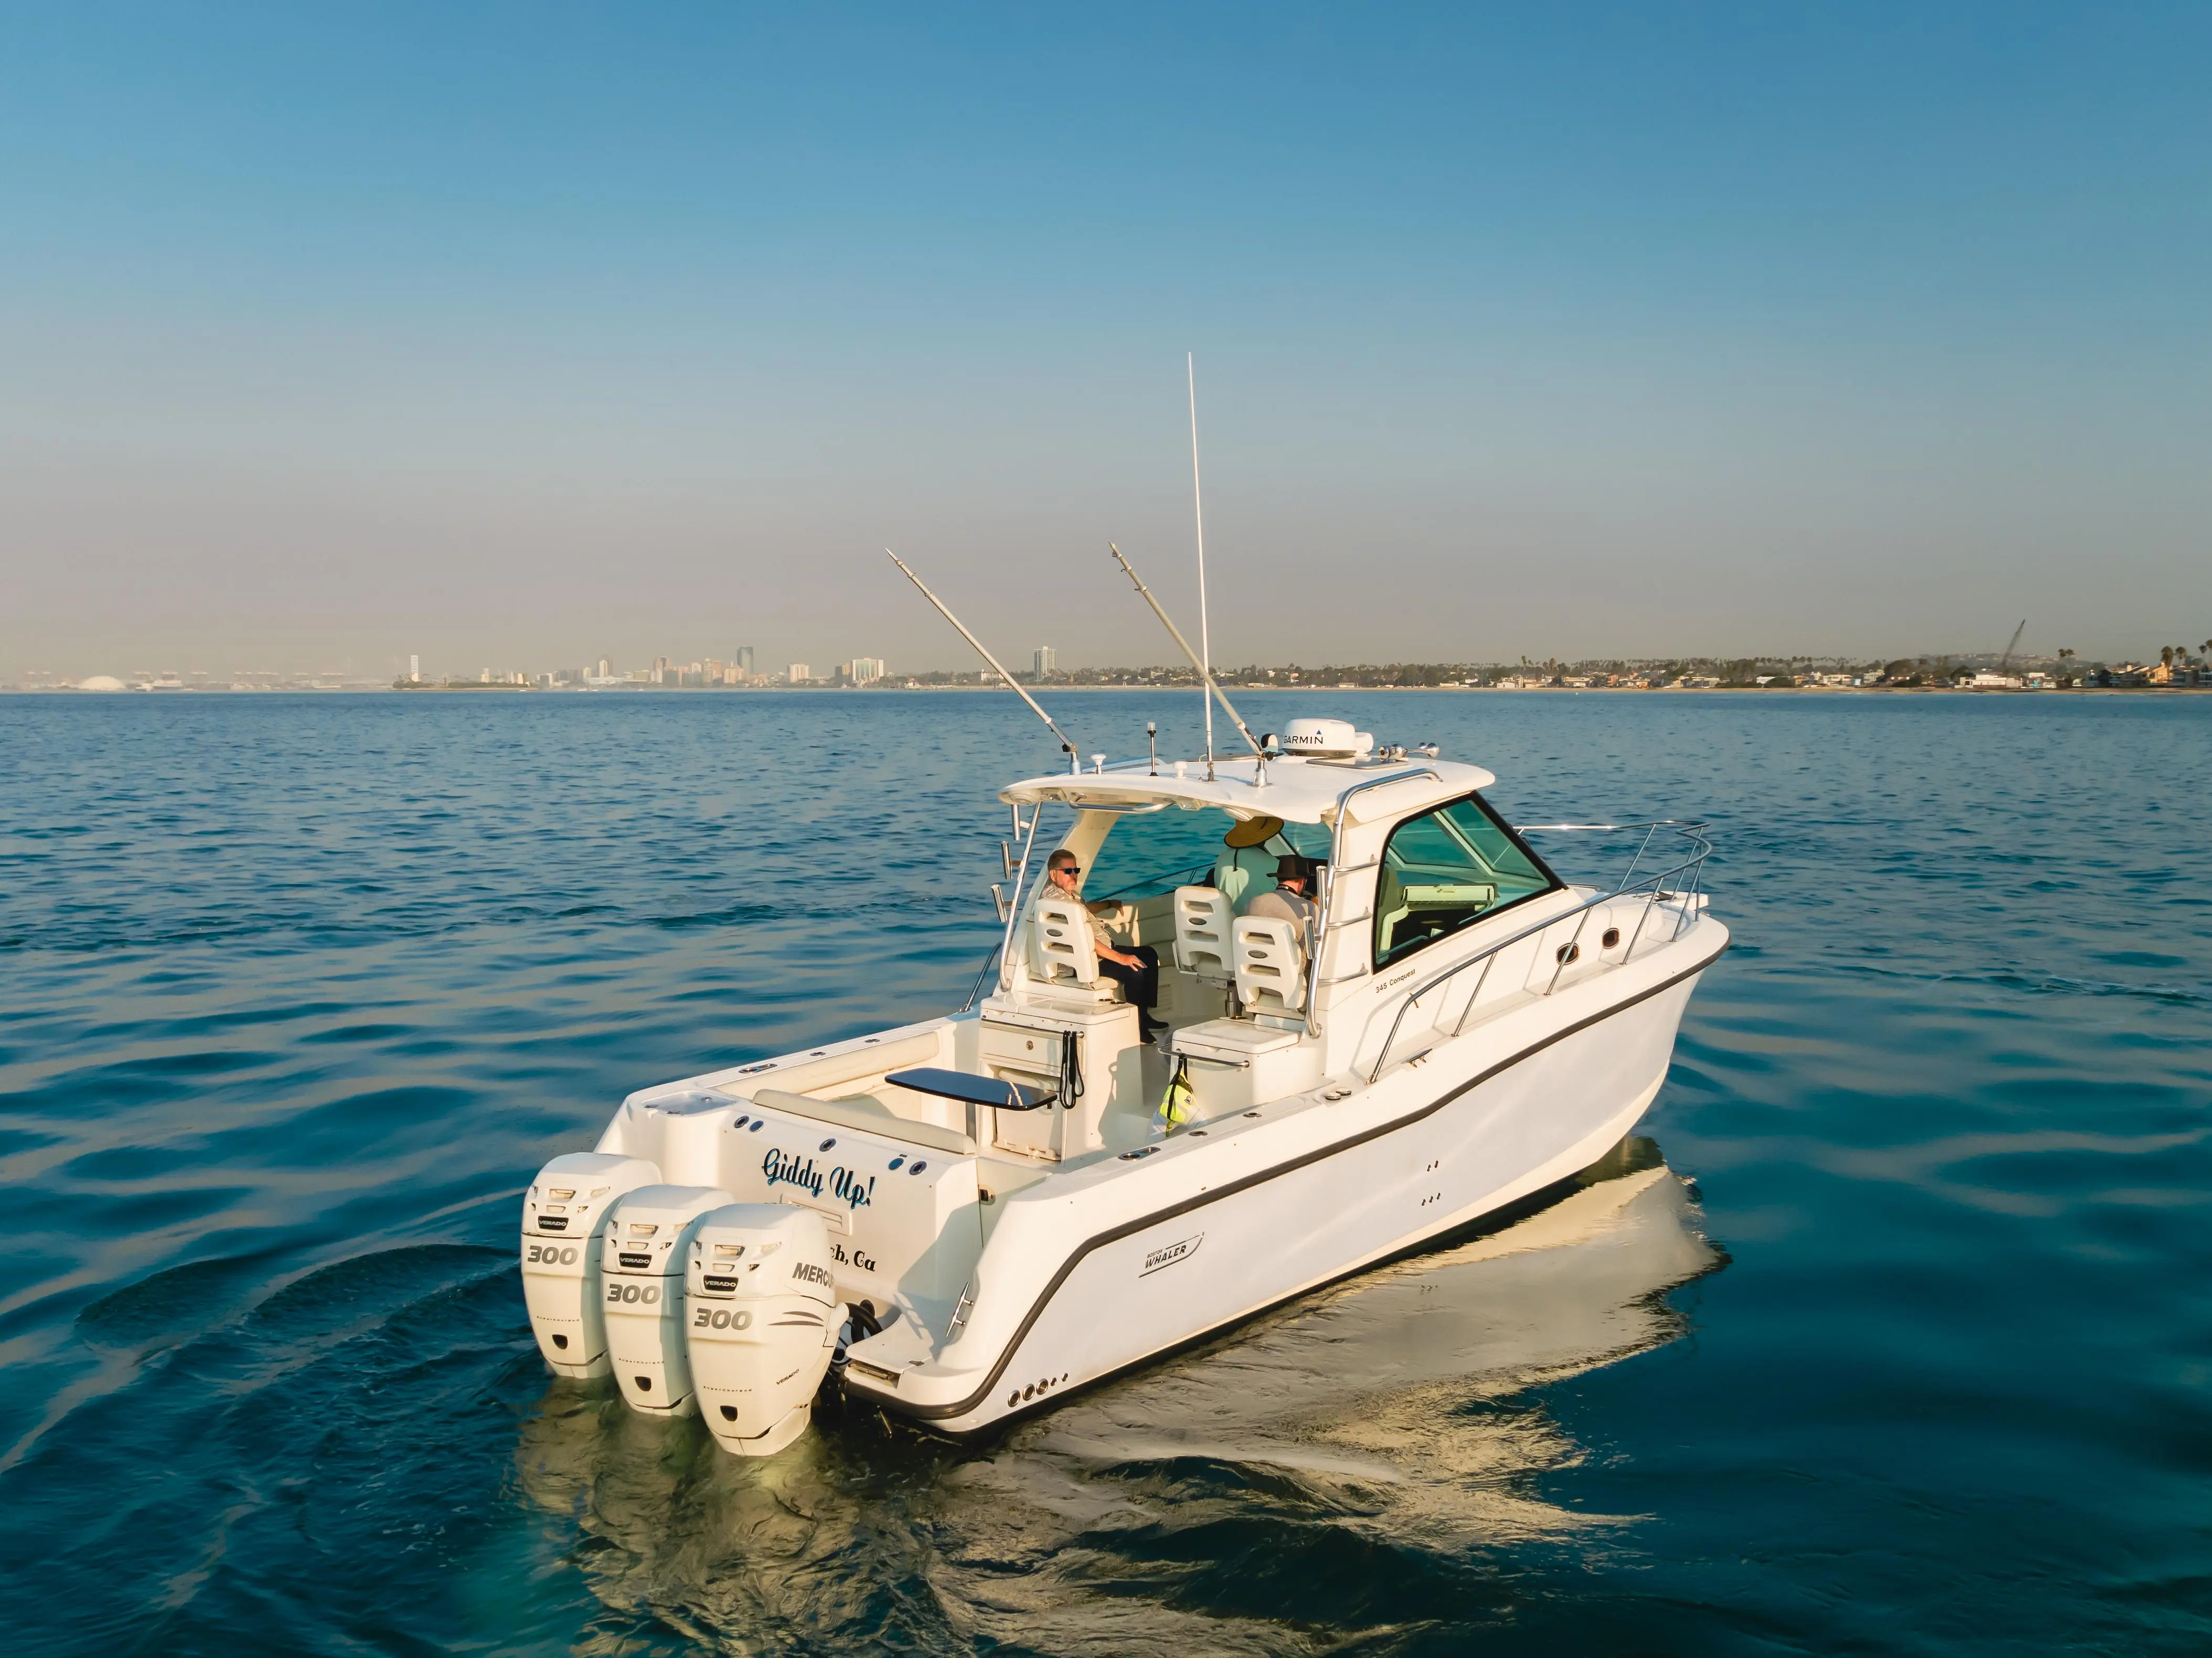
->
[763,1149,876,1211]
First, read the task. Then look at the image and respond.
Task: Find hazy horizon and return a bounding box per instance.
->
[5,6,2206,677]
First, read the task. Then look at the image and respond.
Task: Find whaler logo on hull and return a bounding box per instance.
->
[1140,1233,1203,1277]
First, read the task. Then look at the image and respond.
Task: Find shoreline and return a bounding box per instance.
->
[9,683,2208,698]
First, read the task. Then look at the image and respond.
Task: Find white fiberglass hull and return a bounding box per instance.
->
[848,927,1724,1434]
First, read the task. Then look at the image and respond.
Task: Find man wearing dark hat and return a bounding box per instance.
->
[1244,854,1319,934]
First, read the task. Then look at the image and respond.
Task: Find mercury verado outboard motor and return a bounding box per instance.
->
[599,1184,734,1417]
[685,1204,843,1457]
[520,1152,663,1379]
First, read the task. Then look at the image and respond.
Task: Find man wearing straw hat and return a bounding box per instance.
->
[1213,815,1288,915]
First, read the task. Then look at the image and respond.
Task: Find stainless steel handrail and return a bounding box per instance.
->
[1364,821,1712,1082]
[990,806,1045,997]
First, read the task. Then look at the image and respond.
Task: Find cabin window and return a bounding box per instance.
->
[1372,795,1559,970]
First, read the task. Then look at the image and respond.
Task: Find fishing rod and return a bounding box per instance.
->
[1106,541,1262,757]
[883,548,1081,772]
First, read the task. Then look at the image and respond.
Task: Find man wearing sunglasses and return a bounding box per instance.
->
[1044,848,1166,1041]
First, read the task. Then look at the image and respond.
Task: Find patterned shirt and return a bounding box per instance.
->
[1043,871,1116,952]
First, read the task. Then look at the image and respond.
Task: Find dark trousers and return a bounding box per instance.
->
[1098,944,1160,1016]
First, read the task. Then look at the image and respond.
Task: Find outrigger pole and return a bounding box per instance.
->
[1188,353,1216,780]
[1107,541,1262,756]
[884,548,1083,773]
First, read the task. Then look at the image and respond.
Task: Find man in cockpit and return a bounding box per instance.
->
[1213,815,1287,914]
[1044,848,1167,1041]
[1244,854,1319,934]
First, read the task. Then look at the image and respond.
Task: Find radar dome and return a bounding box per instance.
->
[77,675,125,692]
[1280,718,1372,759]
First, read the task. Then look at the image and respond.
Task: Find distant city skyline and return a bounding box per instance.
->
[15,634,2206,695]
[4,8,2206,672]
[17,611,2208,689]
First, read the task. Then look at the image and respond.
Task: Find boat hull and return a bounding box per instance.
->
[853,932,1723,1433]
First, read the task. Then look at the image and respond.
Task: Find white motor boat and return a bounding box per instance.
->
[521,714,1726,1449]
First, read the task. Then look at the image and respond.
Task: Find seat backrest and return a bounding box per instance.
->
[1172,885,1234,981]
[749,1087,977,1156]
[1233,916,1307,1017]
[1032,896,1102,989]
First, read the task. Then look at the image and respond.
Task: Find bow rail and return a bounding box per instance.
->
[1364,820,1713,1082]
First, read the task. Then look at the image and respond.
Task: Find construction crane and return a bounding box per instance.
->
[1998,619,2027,675]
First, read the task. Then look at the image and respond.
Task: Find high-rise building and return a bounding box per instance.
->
[408,653,420,683]
[595,656,612,679]
[786,664,810,684]
[1033,645,1056,676]
[849,656,886,685]
[735,645,755,676]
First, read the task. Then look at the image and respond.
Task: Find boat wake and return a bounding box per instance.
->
[511,1139,1723,1653]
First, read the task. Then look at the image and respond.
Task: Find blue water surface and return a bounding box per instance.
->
[2,689,2207,1655]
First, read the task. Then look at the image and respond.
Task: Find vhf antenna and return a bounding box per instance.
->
[1189,352,1216,780]
[1108,541,1261,756]
[884,548,1082,772]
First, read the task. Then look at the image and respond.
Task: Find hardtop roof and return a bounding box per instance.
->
[999,752,1496,825]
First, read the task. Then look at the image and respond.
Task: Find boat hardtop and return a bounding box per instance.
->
[1000,749,1491,821]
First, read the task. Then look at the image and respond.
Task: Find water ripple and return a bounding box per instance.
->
[2,690,2208,1653]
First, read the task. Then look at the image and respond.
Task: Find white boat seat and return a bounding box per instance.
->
[747,1087,977,1156]
[718,1030,941,1098]
[1172,885,1234,982]
[1032,896,1122,1002]
[1232,916,1307,1019]
[1169,1017,1320,1121]
[1171,1018,1304,1062]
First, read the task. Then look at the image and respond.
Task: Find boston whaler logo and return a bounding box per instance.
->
[1140,1232,1203,1277]
[762,1148,877,1211]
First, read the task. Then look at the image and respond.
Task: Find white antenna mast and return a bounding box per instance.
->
[1189,352,1215,781]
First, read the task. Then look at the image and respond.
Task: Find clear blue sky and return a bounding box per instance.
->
[3,4,2206,675]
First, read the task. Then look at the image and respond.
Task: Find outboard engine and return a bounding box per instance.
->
[521,1152,662,1379]
[685,1205,843,1458]
[599,1184,734,1416]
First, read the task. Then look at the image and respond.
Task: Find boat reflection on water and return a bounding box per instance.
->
[511,1137,1724,1651]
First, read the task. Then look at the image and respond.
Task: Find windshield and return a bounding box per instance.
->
[1373,794,1559,969]
[1082,806,1330,904]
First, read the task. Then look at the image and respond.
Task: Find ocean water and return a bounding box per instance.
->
[2,689,2207,1656]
